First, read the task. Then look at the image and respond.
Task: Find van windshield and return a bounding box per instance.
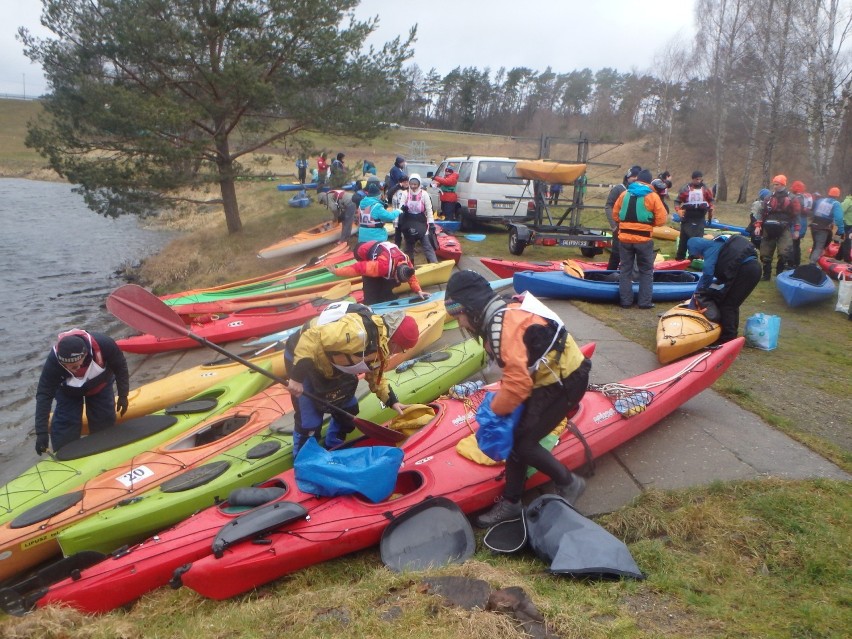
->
[477,161,525,185]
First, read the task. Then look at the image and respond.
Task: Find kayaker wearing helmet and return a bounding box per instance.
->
[444,270,591,528]
[332,240,430,304]
[34,329,130,454]
[284,305,419,456]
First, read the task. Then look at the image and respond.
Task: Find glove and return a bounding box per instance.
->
[35,432,49,456]
[400,205,409,215]
[753,223,762,237]
[116,396,129,416]
[834,234,844,244]
[792,225,801,241]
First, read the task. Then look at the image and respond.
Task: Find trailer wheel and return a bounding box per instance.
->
[580,247,602,258]
[509,228,526,255]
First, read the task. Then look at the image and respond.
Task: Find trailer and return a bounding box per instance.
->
[501,158,613,257]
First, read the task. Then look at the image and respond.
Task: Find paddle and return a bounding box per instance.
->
[107,284,405,443]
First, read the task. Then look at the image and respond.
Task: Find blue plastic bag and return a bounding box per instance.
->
[294,438,404,503]
[475,391,525,462]
[744,313,781,351]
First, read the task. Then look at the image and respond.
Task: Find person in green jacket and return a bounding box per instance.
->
[840,193,852,262]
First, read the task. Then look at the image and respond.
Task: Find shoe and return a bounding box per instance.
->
[638,303,655,310]
[474,497,523,528]
[555,474,586,506]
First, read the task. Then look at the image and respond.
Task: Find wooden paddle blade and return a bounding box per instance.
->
[107,284,190,339]
[354,417,407,443]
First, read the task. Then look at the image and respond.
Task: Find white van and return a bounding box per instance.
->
[425,156,535,229]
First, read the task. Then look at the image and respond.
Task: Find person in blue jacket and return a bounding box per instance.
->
[687,235,761,344]
[809,187,846,264]
[356,178,401,249]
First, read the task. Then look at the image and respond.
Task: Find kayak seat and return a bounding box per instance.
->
[228,486,288,508]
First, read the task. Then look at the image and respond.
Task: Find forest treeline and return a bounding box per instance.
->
[390,0,852,203]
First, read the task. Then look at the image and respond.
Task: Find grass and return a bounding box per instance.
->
[2,479,849,638]
[0,98,849,637]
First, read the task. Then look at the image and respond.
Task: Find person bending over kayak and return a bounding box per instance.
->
[284,305,419,456]
[687,235,761,344]
[443,270,591,528]
[34,329,130,454]
[332,240,430,305]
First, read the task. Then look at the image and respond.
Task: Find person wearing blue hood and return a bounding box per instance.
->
[747,188,771,249]
[687,235,761,343]
[387,156,407,193]
[356,177,401,249]
[610,169,668,309]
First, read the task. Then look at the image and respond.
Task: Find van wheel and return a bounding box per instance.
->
[460,212,475,232]
[580,247,602,258]
[509,228,526,255]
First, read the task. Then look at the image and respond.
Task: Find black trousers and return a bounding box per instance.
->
[717,260,762,342]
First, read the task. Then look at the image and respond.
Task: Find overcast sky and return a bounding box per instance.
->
[0,0,696,97]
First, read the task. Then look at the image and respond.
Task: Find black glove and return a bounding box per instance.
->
[428,223,436,232]
[35,432,49,456]
[116,395,129,416]
[400,205,409,215]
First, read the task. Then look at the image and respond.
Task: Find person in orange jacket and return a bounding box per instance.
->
[443,270,591,528]
[611,169,669,309]
[331,240,430,305]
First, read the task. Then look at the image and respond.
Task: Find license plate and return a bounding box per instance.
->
[558,239,590,247]
[492,202,513,209]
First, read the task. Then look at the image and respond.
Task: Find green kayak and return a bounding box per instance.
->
[162,261,356,307]
[57,339,488,556]
[0,366,274,528]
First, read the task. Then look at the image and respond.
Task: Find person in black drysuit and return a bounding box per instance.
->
[686,236,761,344]
[34,330,130,454]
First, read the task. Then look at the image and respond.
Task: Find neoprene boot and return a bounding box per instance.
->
[292,429,317,458]
[761,260,772,281]
[474,497,523,528]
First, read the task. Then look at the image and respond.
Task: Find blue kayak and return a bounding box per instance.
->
[672,213,747,235]
[513,269,699,303]
[776,268,835,307]
[278,182,357,192]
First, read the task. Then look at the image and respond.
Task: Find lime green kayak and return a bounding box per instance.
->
[57,339,487,556]
[0,366,274,528]
[162,261,356,307]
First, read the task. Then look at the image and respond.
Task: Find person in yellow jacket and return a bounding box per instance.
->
[611,168,669,309]
[444,270,591,528]
[284,304,419,456]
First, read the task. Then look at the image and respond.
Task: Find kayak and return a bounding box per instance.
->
[159,244,353,303]
[513,160,586,183]
[672,213,748,235]
[56,338,488,557]
[652,225,680,241]
[776,268,836,307]
[481,256,691,279]
[817,255,852,280]
[277,181,357,192]
[513,269,700,303]
[0,302,450,582]
[242,278,515,348]
[656,303,721,364]
[17,344,614,614]
[178,340,741,601]
[0,367,274,529]
[434,228,462,263]
[258,221,356,259]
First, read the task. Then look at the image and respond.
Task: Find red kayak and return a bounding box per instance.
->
[817,254,852,280]
[434,226,462,263]
[23,340,745,611]
[116,289,361,354]
[481,257,691,279]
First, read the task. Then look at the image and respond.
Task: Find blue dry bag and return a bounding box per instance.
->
[475,391,525,462]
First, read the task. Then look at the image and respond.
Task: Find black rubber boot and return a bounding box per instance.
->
[761,260,772,281]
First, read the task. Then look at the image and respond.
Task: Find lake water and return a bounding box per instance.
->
[0,178,171,482]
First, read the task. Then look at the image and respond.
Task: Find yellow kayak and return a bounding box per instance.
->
[513,160,586,183]
[656,303,720,364]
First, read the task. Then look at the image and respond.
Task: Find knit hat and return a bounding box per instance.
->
[651,179,667,194]
[625,165,642,180]
[56,335,87,364]
[772,175,787,186]
[366,178,381,195]
[637,169,654,184]
[384,311,419,350]
[828,186,841,198]
[790,180,805,194]
[758,188,771,199]
[445,270,497,321]
[445,166,454,173]
[691,170,703,179]
[395,263,415,282]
